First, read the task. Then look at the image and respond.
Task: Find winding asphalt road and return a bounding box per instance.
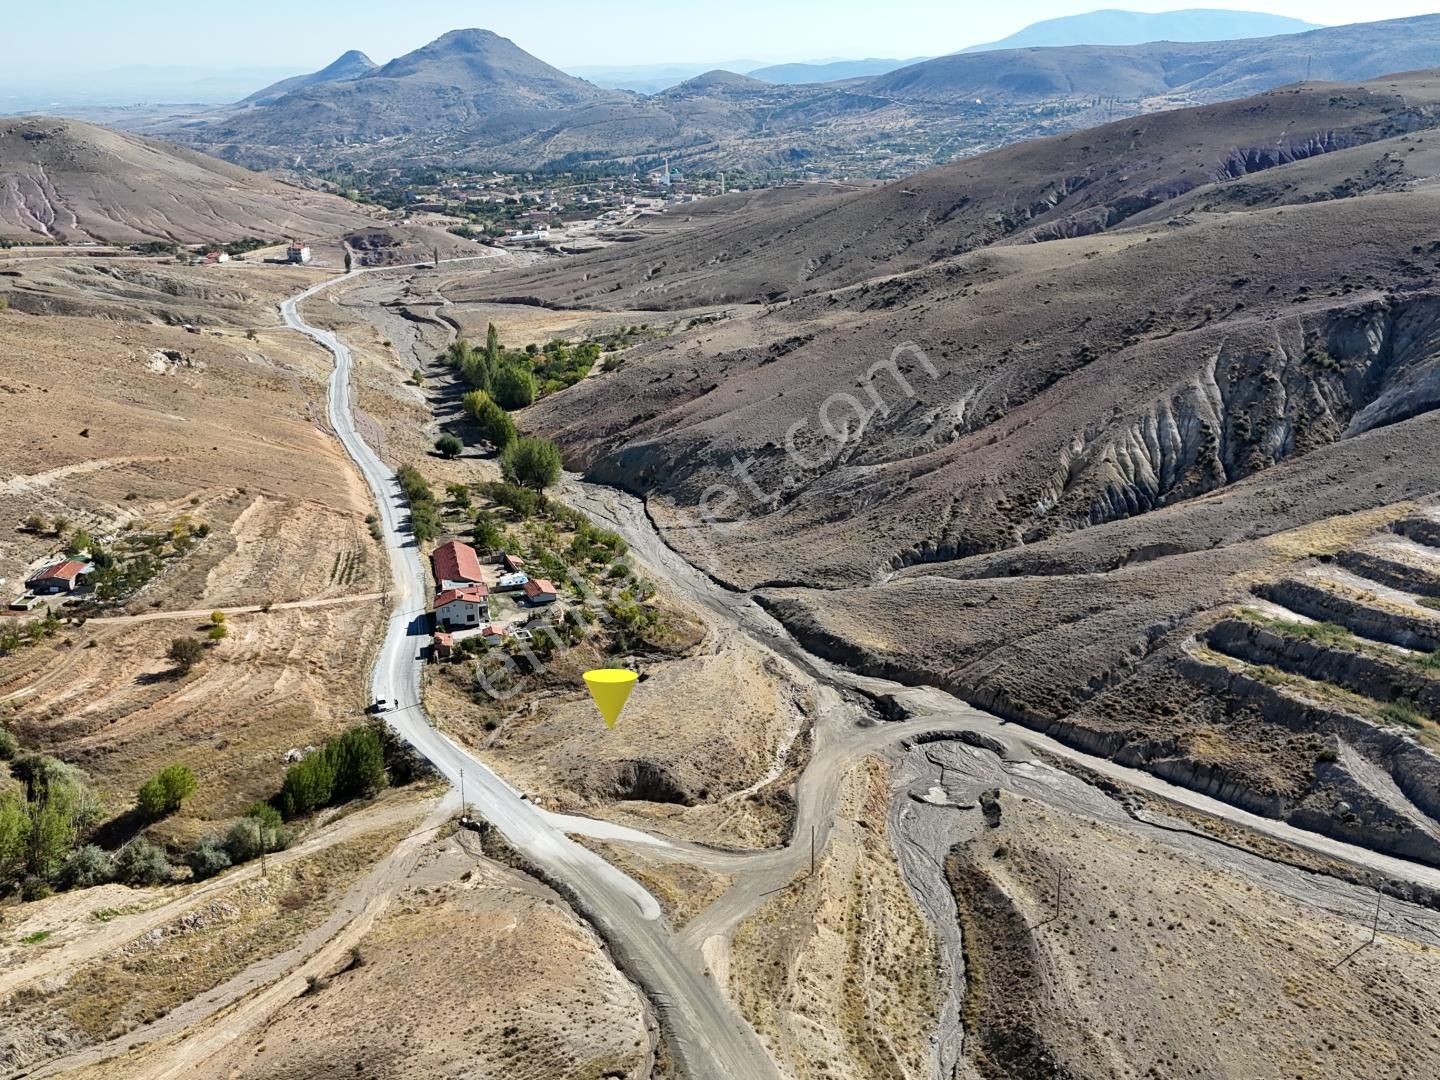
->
[280,265,781,1080]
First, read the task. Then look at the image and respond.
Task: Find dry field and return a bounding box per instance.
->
[944,794,1440,1079]
[0,811,418,1075]
[727,757,939,1080]
[428,626,809,850]
[0,268,386,838]
[71,830,656,1080]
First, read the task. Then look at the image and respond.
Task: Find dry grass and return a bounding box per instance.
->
[729,758,938,1080]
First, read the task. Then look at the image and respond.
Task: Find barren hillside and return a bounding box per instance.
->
[0,117,370,244]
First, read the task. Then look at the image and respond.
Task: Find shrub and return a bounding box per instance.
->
[185,835,232,880]
[470,397,516,449]
[116,838,172,886]
[210,611,226,625]
[167,637,204,673]
[481,482,542,519]
[501,437,563,491]
[222,810,292,863]
[0,728,16,760]
[137,764,197,818]
[55,844,115,890]
[207,624,228,642]
[473,510,503,550]
[435,434,463,459]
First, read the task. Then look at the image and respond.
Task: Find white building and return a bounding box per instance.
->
[434,586,490,629]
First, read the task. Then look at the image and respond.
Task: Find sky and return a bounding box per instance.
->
[7,1,1440,87]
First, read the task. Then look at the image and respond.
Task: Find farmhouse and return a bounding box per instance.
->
[435,586,490,629]
[27,560,88,594]
[432,540,485,591]
[522,578,558,605]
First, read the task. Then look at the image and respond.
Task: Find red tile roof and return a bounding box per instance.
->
[432,540,484,584]
[480,624,508,638]
[435,586,489,608]
[30,560,86,583]
[523,578,557,598]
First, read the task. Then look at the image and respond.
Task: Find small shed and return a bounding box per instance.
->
[522,578,557,605]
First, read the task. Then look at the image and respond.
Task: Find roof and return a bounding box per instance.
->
[523,578,557,597]
[480,624,508,638]
[433,631,454,646]
[435,586,490,608]
[433,540,484,585]
[502,553,526,567]
[31,560,86,582]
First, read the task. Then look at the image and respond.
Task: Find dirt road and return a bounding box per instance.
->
[283,262,781,1080]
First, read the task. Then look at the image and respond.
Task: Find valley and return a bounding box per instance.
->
[6,10,1440,1080]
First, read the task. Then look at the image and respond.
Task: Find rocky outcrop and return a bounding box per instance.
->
[1254,579,1440,651]
[1393,515,1440,549]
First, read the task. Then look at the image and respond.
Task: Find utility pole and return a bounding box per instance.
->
[810,825,816,879]
[460,768,466,820]
[1306,54,1313,83]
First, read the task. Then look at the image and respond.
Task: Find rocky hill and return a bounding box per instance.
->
[0,117,370,244]
[494,71,1440,859]
[239,49,377,106]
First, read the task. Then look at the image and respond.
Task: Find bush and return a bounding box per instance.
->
[470,397,516,450]
[167,637,204,673]
[185,835,232,880]
[0,728,16,760]
[223,810,292,863]
[473,510,503,550]
[116,838,172,886]
[210,611,226,625]
[207,624,228,642]
[55,844,114,890]
[137,764,198,819]
[435,434,463,459]
[501,437,563,491]
[481,482,542,519]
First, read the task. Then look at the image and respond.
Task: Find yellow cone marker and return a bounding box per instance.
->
[584,668,638,729]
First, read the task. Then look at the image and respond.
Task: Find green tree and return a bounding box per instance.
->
[344,251,354,273]
[473,510,503,551]
[136,764,197,819]
[492,365,537,410]
[207,624,228,643]
[167,637,205,673]
[446,483,472,509]
[475,399,517,449]
[501,437,563,491]
[485,323,502,366]
[435,434,463,459]
[210,611,226,625]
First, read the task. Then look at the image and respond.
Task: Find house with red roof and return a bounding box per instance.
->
[28,560,88,594]
[434,585,490,629]
[432,540,485,591]
[522,578,557,605]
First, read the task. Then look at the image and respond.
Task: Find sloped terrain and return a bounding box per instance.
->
[476,73,1440,309]
[494,72,1440,864]
[0,117,370,244]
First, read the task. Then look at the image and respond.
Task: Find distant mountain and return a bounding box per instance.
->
[568,61,765,94]
[181,29,641,161]
[240,49,377,106]
[0,117,369,244]
[865,14,1440,104]
[959,8,1321,51]
[156,16,1440,174]
[748,57,930,84]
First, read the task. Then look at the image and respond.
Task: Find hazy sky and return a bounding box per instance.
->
[11,0,1440,76]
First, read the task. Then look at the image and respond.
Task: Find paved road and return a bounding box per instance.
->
[280,264,779,1080]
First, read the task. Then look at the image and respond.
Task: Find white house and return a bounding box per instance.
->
[434,586,490,628]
